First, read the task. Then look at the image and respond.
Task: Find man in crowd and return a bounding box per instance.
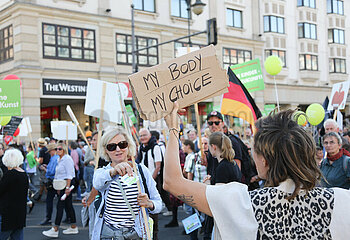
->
[187,129,200,153]
[35,138,51,201]
[137,128,162,240]
[324,119,349,147]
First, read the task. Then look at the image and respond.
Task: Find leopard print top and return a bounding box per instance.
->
[249,187,335,239]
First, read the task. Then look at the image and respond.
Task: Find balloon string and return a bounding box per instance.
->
[274,76,280,112]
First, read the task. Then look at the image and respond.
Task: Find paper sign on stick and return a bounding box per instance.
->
[143,118,168,131]
[84,78,123,124]
[328,81,350,110]
[18,117,32,136]
[128,45,229,121]
[1,117,22,135]
[50,121,77,140]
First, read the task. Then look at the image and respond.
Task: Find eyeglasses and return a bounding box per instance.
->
[208,121,221,126]
[55,148,63,151]
[106,141,128,151]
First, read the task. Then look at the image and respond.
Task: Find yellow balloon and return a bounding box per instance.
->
[264,56,283,75]
[293,111,307,126]
[0,116,11,126]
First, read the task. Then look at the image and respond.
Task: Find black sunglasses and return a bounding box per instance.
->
[55,148,63,151]
[106,141,128,151]
[208,121,221,126]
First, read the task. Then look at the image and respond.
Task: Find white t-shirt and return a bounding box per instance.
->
[206,179,350,240]
[140,144,162,175]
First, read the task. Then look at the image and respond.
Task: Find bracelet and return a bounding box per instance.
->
[169,128,179,134]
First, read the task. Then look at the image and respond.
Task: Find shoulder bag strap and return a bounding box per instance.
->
[116,177,137,220]
[138,164,150,198]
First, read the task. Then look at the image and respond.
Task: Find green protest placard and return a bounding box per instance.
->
[125,105,137,124]
[0,80,21,116]
[230,58,264,92]
[262,104,275,116]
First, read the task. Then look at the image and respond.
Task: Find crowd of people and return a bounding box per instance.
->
[0,106,350,239]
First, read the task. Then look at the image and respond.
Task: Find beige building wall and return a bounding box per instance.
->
[0,0,349,140]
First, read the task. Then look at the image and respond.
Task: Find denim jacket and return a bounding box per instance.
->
[92,163,162,240]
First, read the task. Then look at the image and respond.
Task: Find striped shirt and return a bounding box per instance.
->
[104,176,139,229]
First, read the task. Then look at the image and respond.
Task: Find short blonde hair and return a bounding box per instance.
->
[100,126,136,162]
[3,148,24,168]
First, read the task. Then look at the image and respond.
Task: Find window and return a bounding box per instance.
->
[297,0,316,8]
[329,58,346,73]
[171,0,190,19]
[327,0,344,15]
[265,50,286,67]
[299,54,318,71]
[226,9,242,28]
[298,23,317,39]
[42,23,95,61]
[223,48,252,69]
[134,0,155,12]
[116,33,158,66]
[174,41,205,58]
[264,16,284,34]
[0,25,13,63]
[328,29,345,44]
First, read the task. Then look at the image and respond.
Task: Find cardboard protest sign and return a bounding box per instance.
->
[1,116,22,135]
[129,45,229,121]
[66,105,79,125]
[50,121,77,140]
[0,80,21,116]
[18,117,32,136]
[230,59,264,92]
[84,78,123,124]
[327,81,350,110]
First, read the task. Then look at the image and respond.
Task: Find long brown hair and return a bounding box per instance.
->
[254,110,321,200]
[209,132,235,163]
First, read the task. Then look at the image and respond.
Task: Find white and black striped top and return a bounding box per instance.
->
[104,176,139,229]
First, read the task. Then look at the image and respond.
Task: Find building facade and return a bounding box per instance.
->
[0,0,348,139]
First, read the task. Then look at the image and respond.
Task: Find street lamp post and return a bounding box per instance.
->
[185,0,206,47]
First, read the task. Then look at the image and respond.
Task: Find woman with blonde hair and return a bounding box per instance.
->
[42,142,78,238]
[92,127,161,240]
[0,148,29,240]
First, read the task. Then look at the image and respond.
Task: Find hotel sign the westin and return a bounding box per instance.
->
[42,79,87,96]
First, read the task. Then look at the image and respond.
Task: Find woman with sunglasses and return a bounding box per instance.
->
[92,127,162,240]
[42,143,78,238]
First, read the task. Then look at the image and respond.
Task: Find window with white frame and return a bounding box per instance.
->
[329,58,346,73]
[226,9,242,28]
[327,0,344,15]
[223,48,252,70]
[328,29,345,44]
[264,16,284,34]
[299,54,318,71]
[171,0,190,19]
[298,23,317,40]
[134,0,155,12]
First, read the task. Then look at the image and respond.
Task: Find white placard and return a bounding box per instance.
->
[328,81,350,110]
[18,117,32,137]
[84,78,123,124]
[143,118,168,131]
[50,121,77,140]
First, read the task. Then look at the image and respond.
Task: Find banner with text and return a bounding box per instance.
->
[0,80,21,116]
[128,45,229,121]
[230,58,264,92]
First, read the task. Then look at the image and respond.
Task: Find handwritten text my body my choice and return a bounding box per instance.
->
[142,53,212,114]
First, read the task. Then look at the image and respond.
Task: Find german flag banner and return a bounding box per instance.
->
[221,67,262,127]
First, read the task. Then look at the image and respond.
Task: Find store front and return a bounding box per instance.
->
[40,78,133,137]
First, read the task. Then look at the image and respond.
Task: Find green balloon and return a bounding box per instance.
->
[294,111,307,126]
[306,103,325,126]
[0,116,11,126]
[264,55,283,75]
